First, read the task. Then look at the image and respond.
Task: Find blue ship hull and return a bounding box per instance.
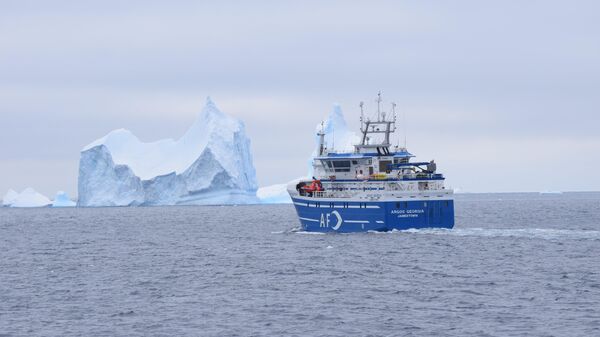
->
[291,198,454,233]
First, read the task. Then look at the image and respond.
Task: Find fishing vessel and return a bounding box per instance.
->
[288,93,454,232]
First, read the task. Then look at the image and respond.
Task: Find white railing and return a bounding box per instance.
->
[299,180,445,199]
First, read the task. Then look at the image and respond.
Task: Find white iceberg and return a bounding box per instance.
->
[78,97,259,206]
[2,189,19,206]
[3,188,51,207]
[308,104,360,175]
[539,190,563,195]
[315,103,360,154]
[257,178,306,204]
[259,104,359,204]
[52,191,77,207]
[257,183,290,204]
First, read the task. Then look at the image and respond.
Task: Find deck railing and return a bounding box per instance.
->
[299,181,445,199]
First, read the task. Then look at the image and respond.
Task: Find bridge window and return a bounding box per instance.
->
[321,160,334,172]
[332,161,351,172]
[379,160,392,172]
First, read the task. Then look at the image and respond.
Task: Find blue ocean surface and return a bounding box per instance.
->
[1,192,599,336]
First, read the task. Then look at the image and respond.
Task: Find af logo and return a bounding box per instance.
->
[320,210,343,230]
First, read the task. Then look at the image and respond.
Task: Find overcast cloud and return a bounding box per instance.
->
[1,0,599,197]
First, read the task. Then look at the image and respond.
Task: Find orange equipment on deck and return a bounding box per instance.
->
[301,179,323,193]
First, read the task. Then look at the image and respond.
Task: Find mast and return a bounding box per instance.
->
[317,121,326,156]
[376,91,382,122]
[355,92,397,155]
[359,101,368,145]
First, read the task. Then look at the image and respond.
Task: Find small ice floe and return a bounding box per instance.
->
[52,191,76,207]
[326,245,333,249]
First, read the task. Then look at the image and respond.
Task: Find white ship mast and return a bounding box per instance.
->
[356,92,397,155]
[317,121,326,156]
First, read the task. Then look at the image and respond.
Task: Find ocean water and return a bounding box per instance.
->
[1,192,599,337]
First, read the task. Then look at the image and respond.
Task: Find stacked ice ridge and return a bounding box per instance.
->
[78,98,258,206]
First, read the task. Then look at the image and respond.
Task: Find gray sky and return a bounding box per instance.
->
[1,0,599,197]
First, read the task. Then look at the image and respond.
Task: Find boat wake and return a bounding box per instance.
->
[280,226,600,241]
[271,226,327,235]
[394,227,600,241]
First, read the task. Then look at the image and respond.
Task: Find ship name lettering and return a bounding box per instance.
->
[391,209,424,214]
